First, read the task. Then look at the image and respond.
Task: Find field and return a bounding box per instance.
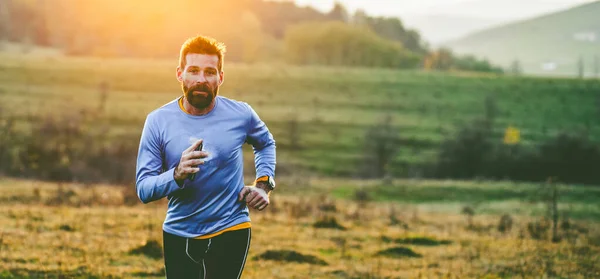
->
[1,177,599,278]
[1,52,600,278]
[1,53,599,178]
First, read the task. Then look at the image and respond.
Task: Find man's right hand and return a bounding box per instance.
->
[174,139,208,185]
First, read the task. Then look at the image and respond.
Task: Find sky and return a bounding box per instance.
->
[293,0,596,19]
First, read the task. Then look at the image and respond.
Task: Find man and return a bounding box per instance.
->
[135,35,276,279]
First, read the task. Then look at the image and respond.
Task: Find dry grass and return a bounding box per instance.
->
[0,177,599,279]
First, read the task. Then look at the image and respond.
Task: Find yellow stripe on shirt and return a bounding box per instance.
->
[194,222,251,239]
[178,97,191,114]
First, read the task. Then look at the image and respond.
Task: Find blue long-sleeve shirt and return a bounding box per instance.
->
[135,96,276,238]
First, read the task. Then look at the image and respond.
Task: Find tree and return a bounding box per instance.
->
[578,55,585,78]
[328,1,349,23]
[359,114,401,179]
[251,0,327,39]
[435,119,494,179]
[402,29,425,55]
[284,21,420,69]
[239,11,265,64]
[30,0,50,46]
[510,59,522,75]
[0,0,11,48]
[423,48,453,71]
[351,9,368,27]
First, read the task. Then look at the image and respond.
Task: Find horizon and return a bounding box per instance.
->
[292,0,597,43]
[293,0,596,19]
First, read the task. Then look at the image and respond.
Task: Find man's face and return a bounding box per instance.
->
[177,53,224,110]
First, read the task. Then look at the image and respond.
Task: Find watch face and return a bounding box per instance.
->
[268,177,275,189]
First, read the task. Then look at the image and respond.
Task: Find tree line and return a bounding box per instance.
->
[0,0,501,73]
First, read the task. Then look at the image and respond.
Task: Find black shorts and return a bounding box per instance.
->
[163,228,251,279]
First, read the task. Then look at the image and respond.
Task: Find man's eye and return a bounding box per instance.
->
[189,69,199,74]
[206,70,216,75]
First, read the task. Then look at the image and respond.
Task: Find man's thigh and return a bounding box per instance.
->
[204,228,252,279]
[163,230,208,279]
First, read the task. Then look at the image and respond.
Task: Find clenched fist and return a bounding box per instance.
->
[238,186,270,211]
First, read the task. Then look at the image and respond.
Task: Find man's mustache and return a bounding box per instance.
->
[188,84,211,93]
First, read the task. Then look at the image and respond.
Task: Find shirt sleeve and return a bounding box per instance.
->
[135,114,183,204]
[245,103,276,179]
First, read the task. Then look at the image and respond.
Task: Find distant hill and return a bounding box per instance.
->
[443,1,600,77]
[423,0,591,20]
[401,14,506,45]
[397,0,590,45]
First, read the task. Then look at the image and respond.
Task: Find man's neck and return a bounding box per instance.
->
[182,97,216,116]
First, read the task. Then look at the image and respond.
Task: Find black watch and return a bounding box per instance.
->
[256,176,275,191]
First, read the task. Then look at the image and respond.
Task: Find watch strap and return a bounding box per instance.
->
[255,175,275,190]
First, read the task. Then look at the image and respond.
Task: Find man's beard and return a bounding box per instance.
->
[183,83,218,110]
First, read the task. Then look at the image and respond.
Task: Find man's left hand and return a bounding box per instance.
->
[238,186,270,211]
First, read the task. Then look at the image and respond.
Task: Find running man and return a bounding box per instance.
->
[135,35,276,279]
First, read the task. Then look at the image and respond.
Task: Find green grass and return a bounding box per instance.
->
[1,53,599,177]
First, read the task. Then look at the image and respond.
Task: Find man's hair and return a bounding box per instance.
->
[179,35,227,72]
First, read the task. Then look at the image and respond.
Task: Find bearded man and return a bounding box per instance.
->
[135,35,276,279]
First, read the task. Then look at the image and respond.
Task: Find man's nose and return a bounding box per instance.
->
[195,73,207,83]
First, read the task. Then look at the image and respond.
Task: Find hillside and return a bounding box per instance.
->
[401,14,506,44]
[1,54,599,183]
[424,0,591,20]
[443,1,600,76]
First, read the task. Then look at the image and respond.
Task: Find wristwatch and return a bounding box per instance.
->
[255,176,275,191]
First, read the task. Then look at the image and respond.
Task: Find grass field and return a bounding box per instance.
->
[1,53,599,277]
[1,177,599,278]
[1,53,599,177]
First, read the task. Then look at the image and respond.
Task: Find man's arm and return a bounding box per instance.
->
[238,103,276,210]
[244,103,276,187]
[135,115,183,204]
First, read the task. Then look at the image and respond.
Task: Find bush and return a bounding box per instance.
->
[454,54,504,74]
[498,214,514,234]
[0,111,139,185]
[434,119,494,179]
[432,119,600,185]
[424,48,504,73]
[534,133,600,185]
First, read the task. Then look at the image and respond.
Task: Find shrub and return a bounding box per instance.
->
[498,214,514,234]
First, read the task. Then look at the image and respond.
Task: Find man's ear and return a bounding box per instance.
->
[218,70,224,86]
[176,67,183,82]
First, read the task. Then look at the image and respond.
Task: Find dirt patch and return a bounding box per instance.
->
[375,246,422,258]
[395,236,452,246]
[128,240,163,260]
[58,224,76,232]
[313,216,347,230]
[253,249,328,265]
